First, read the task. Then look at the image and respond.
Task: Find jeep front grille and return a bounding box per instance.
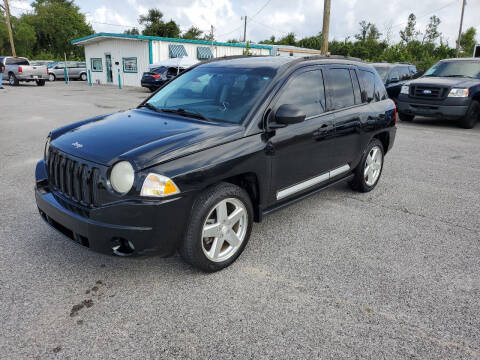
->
[47,149,101,207]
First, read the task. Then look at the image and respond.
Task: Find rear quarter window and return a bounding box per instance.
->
[374,73,388,101]
[357,70,375,103]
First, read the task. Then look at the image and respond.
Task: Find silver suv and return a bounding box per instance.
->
[48,61,87,81]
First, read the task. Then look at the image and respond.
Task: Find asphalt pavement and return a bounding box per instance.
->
[0,81,479,359]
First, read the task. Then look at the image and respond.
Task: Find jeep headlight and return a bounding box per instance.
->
[448,88,469,97]
[110,161,135,194]
[140,173,180,197]
[400,85,409,95]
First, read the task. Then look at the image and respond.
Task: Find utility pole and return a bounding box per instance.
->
[321,0,331,55]
[3,0,16,56]
[243,16,247,43]
[455,0,466,57]
[209,25,215,57]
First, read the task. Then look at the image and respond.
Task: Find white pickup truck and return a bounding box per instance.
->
[1,56,48,86]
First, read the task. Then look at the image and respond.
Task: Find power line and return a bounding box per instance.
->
[250,0,274,20]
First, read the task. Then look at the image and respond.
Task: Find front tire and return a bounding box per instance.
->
[48,73,56,82]
[179,182,253,272]
[80,73,87,81]
[349,139,384,193]
[399,112,414,122]
[459,100,479,129]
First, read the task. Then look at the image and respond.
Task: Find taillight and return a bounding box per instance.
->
[152,74,161,79]
[18,66,22,73]
[394,106,398,125]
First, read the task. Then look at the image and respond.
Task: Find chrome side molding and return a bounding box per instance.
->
[276,164,351,200]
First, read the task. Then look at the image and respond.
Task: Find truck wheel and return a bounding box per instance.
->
[49,73,56,82]
[36,79,46,86]
[9,73,19,86]
[179,182,253,272]
[80,73,87,81]
[399,112,414,122]
[349,138,384,193]
[459,100,479,129]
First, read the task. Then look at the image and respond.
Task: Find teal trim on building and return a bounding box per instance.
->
[148,40,153,64]
[72,32,273,50]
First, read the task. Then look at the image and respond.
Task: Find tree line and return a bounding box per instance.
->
[1,2,477,69]
[260,13,477,70]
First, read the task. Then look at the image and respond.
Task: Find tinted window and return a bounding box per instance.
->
[276,70,325,117]
[357,70,375,103]
[389,69,400,81]
[350,70,362,104]
[374,73,388,101]
[373,65,390,80]
[325,68,355,110]
[399,66,410,80]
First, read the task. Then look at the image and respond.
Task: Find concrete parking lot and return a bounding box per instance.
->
[1,81,479,359]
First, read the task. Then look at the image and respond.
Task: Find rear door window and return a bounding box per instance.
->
[324,68,355,110]
[357,70,375,103]
[275,69,325,117]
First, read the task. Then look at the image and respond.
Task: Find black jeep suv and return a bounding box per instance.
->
[35,55,397,271]
[396,58,480,128]
[371,62,418,100]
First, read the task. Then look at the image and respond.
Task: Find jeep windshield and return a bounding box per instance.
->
[145,65,276,124]
[424,60,480,79]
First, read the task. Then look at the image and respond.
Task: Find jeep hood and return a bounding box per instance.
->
[49,109,244,169]
[409,76,480,88]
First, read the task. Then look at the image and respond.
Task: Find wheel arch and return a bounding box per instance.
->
[221,172,262,222]
[373,131,390,154]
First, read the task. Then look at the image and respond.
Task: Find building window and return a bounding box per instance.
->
[197,46,213,60]
[91,58,103,72]
[123,57,138,73]
[168,44,187,58]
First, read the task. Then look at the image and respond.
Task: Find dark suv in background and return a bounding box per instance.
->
[397,58,480,128]
[372,63,418,100]
[141,66,184,92]
[35,55,396,271]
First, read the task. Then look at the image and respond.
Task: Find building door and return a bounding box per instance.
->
[105,54,113,83]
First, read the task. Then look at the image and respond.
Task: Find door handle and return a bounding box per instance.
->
[313,123,333,137]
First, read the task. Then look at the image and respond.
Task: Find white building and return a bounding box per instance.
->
[72,32,273,87]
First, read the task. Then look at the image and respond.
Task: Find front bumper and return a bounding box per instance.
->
[35,160,191,257]
[397,96,470,120]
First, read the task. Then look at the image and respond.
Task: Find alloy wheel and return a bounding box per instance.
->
[364,145,383,186]
[201,198,247,263]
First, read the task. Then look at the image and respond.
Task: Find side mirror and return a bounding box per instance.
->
[389,77,399,84]
[275,104,306,125]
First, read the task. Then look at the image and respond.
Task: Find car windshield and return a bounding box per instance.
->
[424,61,480,79]
[373,65,390,80]
[146,65,276,124]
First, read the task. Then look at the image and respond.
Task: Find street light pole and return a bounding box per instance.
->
[455,0,466,57]
[3,0,16,56]
[321,0,331,55]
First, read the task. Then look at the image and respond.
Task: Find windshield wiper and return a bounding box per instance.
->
[139,103,161,112]
[160,108,212,122]
[443,75,475,79]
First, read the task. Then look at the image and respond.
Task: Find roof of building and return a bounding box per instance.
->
[71,32,273,50]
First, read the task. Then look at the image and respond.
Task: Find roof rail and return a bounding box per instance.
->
[301,54,364,62]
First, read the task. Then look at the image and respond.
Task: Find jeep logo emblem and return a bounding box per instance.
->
[423,89,432,94]
[72,141,83,149]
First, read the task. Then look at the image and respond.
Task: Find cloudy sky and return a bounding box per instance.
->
[9,0,480,46]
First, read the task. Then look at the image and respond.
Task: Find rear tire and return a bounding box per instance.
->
[49,73,56,82]
[80,73,87,81]
[9,73,19,86]
[459,100,479,129]
[36,79,46,86]
[399,112,414,122]
[179,182,253,272]
[349,139,385,193]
